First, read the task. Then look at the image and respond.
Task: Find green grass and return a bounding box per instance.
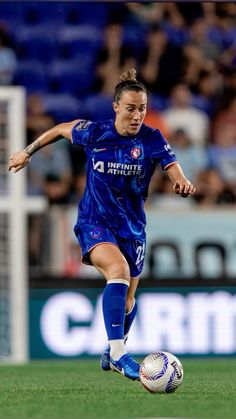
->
[0,358,235,419]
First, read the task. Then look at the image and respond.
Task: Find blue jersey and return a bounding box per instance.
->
[72,119,177,238]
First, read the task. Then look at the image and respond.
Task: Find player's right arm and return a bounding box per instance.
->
[8,119,80,172]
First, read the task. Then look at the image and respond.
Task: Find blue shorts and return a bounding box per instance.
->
[74,223,146,278]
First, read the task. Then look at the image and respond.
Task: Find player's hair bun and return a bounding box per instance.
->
[113,68,146,103]
[119,68,137,83]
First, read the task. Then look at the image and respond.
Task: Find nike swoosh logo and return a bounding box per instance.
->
[112,323,121,327]
[116,366,125,375]
[93,148,107,152]
[110,363,125,375]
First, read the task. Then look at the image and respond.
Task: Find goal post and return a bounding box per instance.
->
[0,87,46,363]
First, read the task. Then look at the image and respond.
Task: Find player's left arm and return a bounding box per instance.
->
[165,162,196,197]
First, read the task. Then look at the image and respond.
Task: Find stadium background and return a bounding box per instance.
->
[1,1,236,360]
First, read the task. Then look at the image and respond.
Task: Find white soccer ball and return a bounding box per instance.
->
[139,351,184,393]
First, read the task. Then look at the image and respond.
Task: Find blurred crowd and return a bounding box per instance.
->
[1,1,236,209]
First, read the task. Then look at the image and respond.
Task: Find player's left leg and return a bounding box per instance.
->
[124,276,139,341]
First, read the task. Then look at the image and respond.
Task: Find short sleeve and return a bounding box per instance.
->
[71,120,93,147]
[151,129,178,170]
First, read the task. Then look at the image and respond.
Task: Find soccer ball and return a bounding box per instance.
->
[139,351,184,393]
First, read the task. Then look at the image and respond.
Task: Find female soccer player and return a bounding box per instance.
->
[9,69,195,380]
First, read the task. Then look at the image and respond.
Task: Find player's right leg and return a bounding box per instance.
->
[90,243,140,380]
[99,234,144,373]
[100,278,139,371]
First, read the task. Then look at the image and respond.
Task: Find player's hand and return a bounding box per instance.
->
[8,150,31,172]
[173,179,196,197]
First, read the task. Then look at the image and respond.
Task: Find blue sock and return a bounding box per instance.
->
[124,300,137,339]
[102,280,129,340]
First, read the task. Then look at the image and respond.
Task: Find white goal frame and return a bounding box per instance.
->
[0,87,46,363]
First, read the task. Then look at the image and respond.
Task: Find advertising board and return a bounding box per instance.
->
[30,287,236,358]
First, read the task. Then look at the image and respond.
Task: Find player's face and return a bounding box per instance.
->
[113,91,147,136]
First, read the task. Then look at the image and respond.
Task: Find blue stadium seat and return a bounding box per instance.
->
[42,93,88,122]
[49,59,95,96]
[60,2,109,27]
[22,2,65,25]
[14,25,59,62]
[58,25,102,59]
[13,61,49,93]
[0,2,23,25]
[85,94,114,121]
[13,24,58,42]
[17,37,58,62]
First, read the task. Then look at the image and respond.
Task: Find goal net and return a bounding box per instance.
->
[0,87,45,363]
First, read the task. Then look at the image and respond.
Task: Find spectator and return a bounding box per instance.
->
[212,95,236,141]
[43,172,72,205]
[193,70,222,117]
[138,24,184,96]
[182,42,217,90]
[208,121,236,190]
[148,170,195,210]
[213,3,236,49]
[126,3,165,28]
[163,3,186,31]
[94,22,136,95]
[26,94,55,141]
[26,95,82,204]
[169,128,208,182]
[189,18,221,62]
[175,3,217,26]
[219,43,236,70]
[27,140,72,199]
[193,167,235,207]
[0,26,17,85]
[162,83,210,148]
[211,67,236,124]
[160,4,188,48]
[146,127,208,209]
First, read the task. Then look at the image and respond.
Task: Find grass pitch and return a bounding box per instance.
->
[0,358,235,419]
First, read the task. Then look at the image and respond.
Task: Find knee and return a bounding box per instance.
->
[108,260,130,282]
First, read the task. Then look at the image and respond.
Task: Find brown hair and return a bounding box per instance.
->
[113,68,146,103]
